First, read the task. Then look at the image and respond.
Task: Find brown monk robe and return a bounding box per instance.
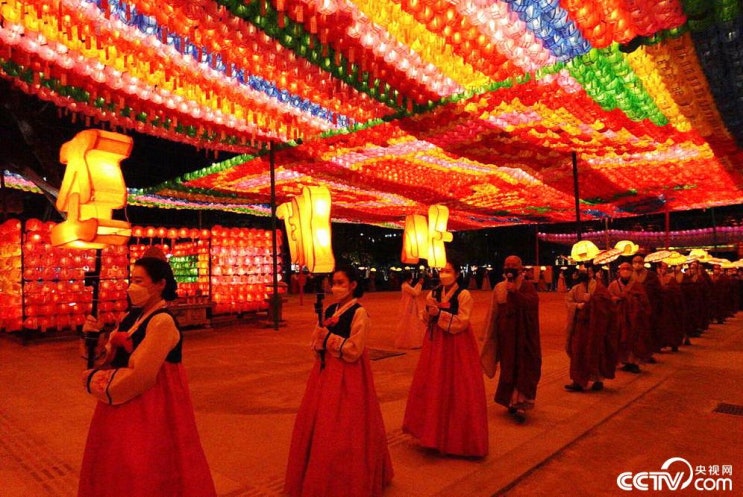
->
[657,262,685,352]
[607,262,652,374]
[682,262,708,336]
[481,255,541,424]
[631,255,662,358]
[564,266,615,392]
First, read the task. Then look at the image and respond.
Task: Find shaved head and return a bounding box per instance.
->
[504,255,523,269]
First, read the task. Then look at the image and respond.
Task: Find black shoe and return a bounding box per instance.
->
[564,382,584,392]
[512,409,526,424]
[646,356,657,364]
[671,346,679,352]
[508,406,517,415]
[629,363,641,374]
[620,363,633,372]
[683,338,692,346]
[591,381,604,391]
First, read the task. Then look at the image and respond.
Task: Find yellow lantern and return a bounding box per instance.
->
[277,201,299,264]
[427,204,452,268]
[614,240,640,256]
[51,129,133,249]
[401,214,429,264]
[571,240,600,262]
[279,186,335,273]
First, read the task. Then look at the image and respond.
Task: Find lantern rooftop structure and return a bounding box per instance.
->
[2,0,743,230]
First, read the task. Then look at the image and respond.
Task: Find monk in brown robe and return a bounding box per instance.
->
[564,266,614,392]
[631,255,662,360]
[657,262,685,352]
[607,262,652,374]
[481,255,541,423]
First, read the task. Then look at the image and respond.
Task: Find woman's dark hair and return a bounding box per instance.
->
[445,257,462,275]
[135,257,178,301]
[401,270,413,282]
[334,264,364,298]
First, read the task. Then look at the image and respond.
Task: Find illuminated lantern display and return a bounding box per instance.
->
[427,205,453,268]
[51,130,133,249]
[276,201,299,266]
[614,240,640,256]
[281,186,335,273]
[571,240,600,262]
[0,219,23,332]
[400,214,429,264]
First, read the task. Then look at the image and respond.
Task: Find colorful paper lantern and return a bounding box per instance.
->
[427,204,452,268]
[400,213,429,264]
[51,129,133,249]
[279,185,335,273]
[571,240,600,262]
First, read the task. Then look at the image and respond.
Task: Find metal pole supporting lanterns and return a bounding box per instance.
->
[572,151,582,241]
[269,143,280,330]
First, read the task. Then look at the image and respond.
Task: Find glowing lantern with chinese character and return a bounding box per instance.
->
[401,214,429,264]
[51,129,133,249]
[278,186,334,273]
[427,205,452,268]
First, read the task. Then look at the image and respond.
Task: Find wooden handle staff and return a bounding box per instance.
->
[314,291,326,369]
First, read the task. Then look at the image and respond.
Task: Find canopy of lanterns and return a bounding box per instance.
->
[2,0,743,230]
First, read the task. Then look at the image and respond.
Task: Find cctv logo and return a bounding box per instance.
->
[617,457,734,492]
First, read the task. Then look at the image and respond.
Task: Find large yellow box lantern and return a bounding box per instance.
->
[278,185,335,273]
[400,205,452,268]
[401,214,429,264]
[51,129,133,249]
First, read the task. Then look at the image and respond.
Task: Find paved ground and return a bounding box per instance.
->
[1,290,741,497]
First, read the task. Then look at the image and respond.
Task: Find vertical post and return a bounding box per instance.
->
[83,249,103,368]
[604,217,610,250]
[270,143,280,330]
[664,203,670,250]
[711,207,717,253]
[572,151,582,241]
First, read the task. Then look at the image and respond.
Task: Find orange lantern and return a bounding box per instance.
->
[401,214,429,264]
[427,205,452,268]
[51,129,133,249]
[278,186,335,273]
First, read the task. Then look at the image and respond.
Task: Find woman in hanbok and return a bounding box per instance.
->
[285,265,393,497]
[403,260,488,457]
[78,255,216,497]
[394,271,425,349]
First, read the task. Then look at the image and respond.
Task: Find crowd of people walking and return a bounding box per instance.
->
[75,251,741,497]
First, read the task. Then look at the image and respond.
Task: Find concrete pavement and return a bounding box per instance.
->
[1,290,741,496]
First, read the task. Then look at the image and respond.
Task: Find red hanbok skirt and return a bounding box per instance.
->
[403,325,489,457]
[78,363,216,497]
[285,351,393,497]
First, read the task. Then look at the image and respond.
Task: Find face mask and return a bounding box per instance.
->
[127,283,150,307]
[504,268,519,280]
[331,286,350,301]
[439,273,456,286]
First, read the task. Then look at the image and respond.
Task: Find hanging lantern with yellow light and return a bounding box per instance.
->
[570,240,600,262]
[400,213,429,264]
[51,129,133,250]
[277,185,335,274]
[427,204,452,268]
